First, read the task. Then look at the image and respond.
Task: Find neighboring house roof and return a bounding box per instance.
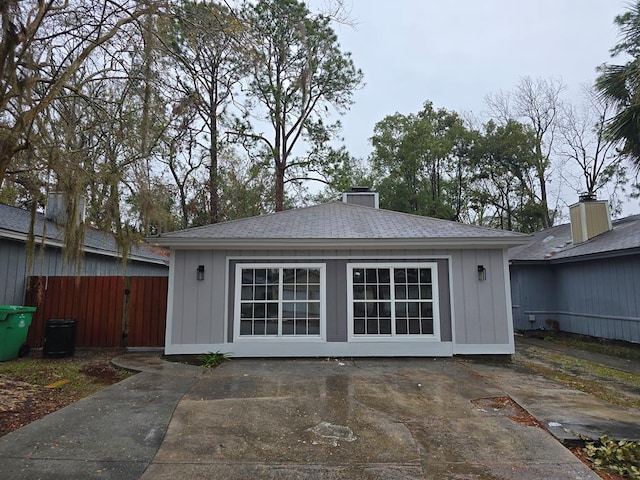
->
[0,202,169,265]
[509,214,640,263]
[154,201,529,249]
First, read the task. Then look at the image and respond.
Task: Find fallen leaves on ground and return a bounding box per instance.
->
[0,349,131,437]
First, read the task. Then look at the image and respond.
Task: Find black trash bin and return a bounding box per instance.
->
[43,319,77,358]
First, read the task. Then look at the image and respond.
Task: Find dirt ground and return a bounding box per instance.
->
[0,348,131,437]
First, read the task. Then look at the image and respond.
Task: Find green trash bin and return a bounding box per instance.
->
[0,305,36,362]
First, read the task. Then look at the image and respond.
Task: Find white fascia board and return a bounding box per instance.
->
[151,236,531,250]
[1,229,169,266]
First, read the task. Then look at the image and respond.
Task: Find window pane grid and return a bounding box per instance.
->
[352,266,435,337]
[240,267,321,337]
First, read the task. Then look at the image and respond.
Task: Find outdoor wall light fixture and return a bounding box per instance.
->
[477,265,487,281]
[197,265,205,281]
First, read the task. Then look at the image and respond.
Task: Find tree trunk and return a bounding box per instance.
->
[537,166,551,228]
[208,71,220,224]
[275,162,285,211]
[0,135,20,189]
[209,109,219,223]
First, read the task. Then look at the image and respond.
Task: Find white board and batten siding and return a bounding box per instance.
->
[165,247,515,357]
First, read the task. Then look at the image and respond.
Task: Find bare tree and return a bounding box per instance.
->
[485,76,565,227]
[558,87,626,209]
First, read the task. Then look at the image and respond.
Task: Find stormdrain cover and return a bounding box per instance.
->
[308,421,357,446]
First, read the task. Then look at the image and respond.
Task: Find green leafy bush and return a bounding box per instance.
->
[198,351,229,368]
[584,436,640,479]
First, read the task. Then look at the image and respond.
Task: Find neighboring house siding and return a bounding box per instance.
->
[555,257,640,342]
[510,264,556,330]
[0,239,28,304]
[0,238,168,305]
[510,255,640,343]
[167,248,513,354]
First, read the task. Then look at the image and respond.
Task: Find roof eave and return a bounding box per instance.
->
[1,228,169,266]
[149,236,531,250]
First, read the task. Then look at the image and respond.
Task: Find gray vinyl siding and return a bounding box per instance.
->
[453,249,510,345]
[0,238,168,305]
[170,250,226,345]
[510,255,640,343]
[0,239,28,305]
[169,247,512,349]
[510,264,556,330]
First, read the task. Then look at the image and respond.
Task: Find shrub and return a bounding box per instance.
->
[584,436,640,479]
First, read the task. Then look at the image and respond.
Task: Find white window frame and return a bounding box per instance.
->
[233,263,326,342]
[347,262,441,342]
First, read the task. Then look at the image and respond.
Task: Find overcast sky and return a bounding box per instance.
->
[326,1,639,215]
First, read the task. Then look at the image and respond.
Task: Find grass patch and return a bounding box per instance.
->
[0,350,131,399]
[519,347,640,388]
[517,360,640,409]
[542,335,640,362]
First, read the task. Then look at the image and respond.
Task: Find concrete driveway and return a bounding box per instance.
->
[140,358,601,480]
[3,353,626,479]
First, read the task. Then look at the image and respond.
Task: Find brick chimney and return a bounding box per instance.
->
[342,187,379,209]
[569,194,612,244]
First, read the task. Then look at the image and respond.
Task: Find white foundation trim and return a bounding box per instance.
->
[453,343,514,355]
[164,341,455,357]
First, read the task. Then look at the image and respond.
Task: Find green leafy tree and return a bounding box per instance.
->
[163,1,245,223]
[237,0,363,211]
[469,120,543,232]
[369,102,470,219]
[596,2,640,170]
[306,147,371,203]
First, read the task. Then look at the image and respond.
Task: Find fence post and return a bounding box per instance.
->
[121,277,131,348]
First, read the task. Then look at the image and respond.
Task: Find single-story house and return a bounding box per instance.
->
[0,195,169,305]
[153,190,529,357]
[509,196,640,344]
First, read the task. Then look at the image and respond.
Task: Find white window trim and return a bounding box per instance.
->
[346,262,441,342]
[233,263,326,342]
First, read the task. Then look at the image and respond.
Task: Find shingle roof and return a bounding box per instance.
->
[155,201,528,248]
[0,202,169,264]
[508,214,640,262]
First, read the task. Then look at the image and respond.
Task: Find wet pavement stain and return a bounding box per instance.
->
[138,358,601,480]
[307,421,357,446]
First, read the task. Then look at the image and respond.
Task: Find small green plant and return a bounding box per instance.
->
[199,351,229,368]
[584,436,640,479]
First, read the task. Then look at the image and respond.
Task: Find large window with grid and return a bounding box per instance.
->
[347,263,439,339]
[235,264,325,339]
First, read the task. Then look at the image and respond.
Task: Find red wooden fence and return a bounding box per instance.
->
[24,276,168,348]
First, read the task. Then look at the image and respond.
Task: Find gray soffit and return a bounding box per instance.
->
[0,202,169,265]
[152,201,530,249]
[509,214,640,263]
